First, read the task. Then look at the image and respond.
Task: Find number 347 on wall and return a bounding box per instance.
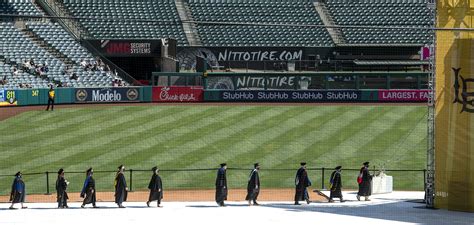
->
[31,90,39,97]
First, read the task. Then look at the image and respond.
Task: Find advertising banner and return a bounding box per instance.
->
[205,90,371,102]
[434,0,474,212]
[0,89,18,106]
[152,86,203,102]
[75,87,140,103]
[378,90,429,102]
[207,75,304,90]
[85,39,163,57]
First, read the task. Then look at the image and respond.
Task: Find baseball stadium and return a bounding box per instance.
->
[0,0,473,224]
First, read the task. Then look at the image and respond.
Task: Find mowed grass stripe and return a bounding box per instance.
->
[66,106,246,183]
[0,106,170,171]
[23,106,205,171]
[238,106,356,168]
[0,105,428,193]
[170,107,340,187]
[0,106,164,167]
[253,106,378,185]
[354,107,427,168]
[121,106,263,169]
[0,107,134,162]
[141,107,290,171]
[76,106,270,189]
[0,108,84,131]
[282,106,396,167]
[0,107,123,144]
[0,106,206,193]
[56,106,234,190]
[283,106,386,170]
[118,107,258,169]
[314,106,417,168]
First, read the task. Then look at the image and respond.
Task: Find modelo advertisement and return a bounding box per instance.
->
[75,87,140,103]
[205,90,370,102]
[378,90,429,102]
[152,86,203,102]
[0,89,18,106]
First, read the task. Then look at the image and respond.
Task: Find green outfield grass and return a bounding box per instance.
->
[0,105,427,195]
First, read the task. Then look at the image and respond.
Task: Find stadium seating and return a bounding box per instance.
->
[62,0,188,45]
[0,0,43,16]
[0,21,116,89]
[188,0,333,47]
[26,22,95,65]
[326,0,432,44]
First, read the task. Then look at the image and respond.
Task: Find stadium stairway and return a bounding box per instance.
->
[313,0,345,45]
[175,0,202,46]
[35,0,91,39]
[17,22,75,66]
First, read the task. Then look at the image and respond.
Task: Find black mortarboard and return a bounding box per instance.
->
[300,162,307,166]
[152,166,158,172]
[254,163,260,168]
[335,166,342,170]
[58,168,64,175]
[220,163,227,167]
[363,162,370,166]
[15,171,21,177]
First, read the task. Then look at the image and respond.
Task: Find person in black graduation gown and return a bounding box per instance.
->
[56,168,69,208]
[329,166,344,203]
[115,165,128,208]
[146,166,163,208]
[357,161,373,201]
[81,167,97,208]
[215,163,228,207]
[294,162,311,205]
[245,163,260,206]
[9,171,27,209]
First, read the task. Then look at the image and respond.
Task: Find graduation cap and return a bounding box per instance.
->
[220,163,227,167]
[254,163,260,168]
[335,166,342,170]
[151,166,158,172]
[300,162,307,166]
[86,167,93,174]
[58,168,64,175]
[363,162,370,166]
[15,171,21,177]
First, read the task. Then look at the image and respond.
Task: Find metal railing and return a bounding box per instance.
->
[0,167,426,195]
[201,60,429,73]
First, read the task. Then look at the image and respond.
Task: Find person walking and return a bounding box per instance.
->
[357,162,373,201]
[80,168,97,208]
[9,171,27,209]
[329,166,344,203]
[245,163,260,206]
[146,166,163,207]
[215,163,228,207]
[114,165,128,208]
[294,162,311,205]
[56,168,69,208]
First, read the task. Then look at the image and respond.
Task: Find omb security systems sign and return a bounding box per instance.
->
[75,88,140,103]
[206,90,365,102]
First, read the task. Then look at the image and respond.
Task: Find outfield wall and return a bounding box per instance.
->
[0,87,428,107]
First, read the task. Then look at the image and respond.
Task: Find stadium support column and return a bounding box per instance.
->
[425,0,436,209]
